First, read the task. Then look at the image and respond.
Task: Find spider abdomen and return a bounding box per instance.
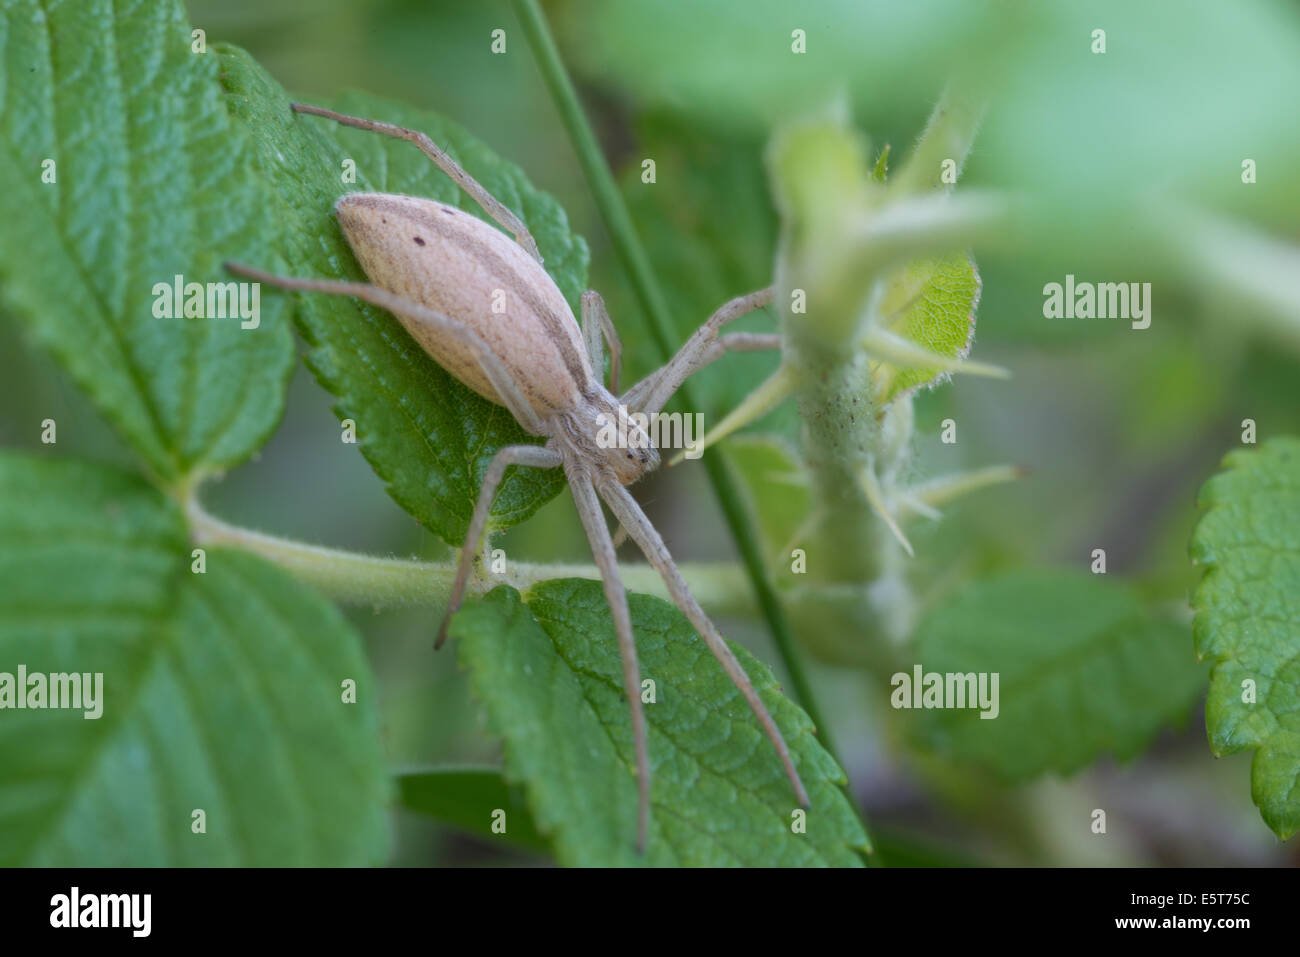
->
[336,192,593,419]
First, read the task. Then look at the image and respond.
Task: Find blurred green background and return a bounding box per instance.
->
[6,0,1298,865]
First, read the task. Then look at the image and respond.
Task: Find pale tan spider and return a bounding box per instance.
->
[229,104,805,850]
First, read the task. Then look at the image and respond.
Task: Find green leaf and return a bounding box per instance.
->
[909,570,1207,781]
[871,253,982,405]
[1192,437,1300,839]
[397,766,550,854]
[0,454,390,865]
[216,47,588,546]
[0,0,295,481]
[451,579,867,867]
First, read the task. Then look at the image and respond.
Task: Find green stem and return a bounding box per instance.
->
[511,0,871,854]
[186,498,753,615]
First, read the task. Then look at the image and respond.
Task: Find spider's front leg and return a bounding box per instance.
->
[620,287,779,415]
[602,287,779,546]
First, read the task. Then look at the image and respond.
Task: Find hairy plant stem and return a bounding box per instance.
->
[511,0,873,857]
[185,497,753,616]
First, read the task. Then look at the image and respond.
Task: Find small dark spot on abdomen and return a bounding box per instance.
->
[413,236,426,246]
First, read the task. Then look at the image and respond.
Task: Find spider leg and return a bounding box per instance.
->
[291,103,544,264]
[703,332,782,363]
[633,332,781,419]
[568,465,652,852]
[436,444,563,648]
[621,287,775,415]
[224,263,546,435]
[581,290,623,394]
[596,477,810,808]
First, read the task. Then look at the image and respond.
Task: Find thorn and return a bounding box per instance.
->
[860,326,1009,380]
[861,467,914,557]
[898,494,943,520]
[908,464,1026,509]
[667,364,798,466]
